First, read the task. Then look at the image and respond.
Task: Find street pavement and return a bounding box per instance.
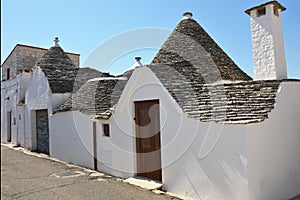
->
[1,144,179,200]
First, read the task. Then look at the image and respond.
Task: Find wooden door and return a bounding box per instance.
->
[135,100,162,180]
[7,111,11,142]
[36,110,49,154]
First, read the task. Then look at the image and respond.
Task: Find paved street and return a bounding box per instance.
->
[1,144,178,200]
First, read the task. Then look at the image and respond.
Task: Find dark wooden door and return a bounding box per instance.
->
[135,100,162,180]
[36,110,49,154]
[7,111,11,142]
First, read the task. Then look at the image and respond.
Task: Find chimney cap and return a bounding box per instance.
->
[245,1,286,15]
[182,12,193,19]
[135,57,142,61]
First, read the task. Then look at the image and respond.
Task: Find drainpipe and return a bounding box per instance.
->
[93,121,97,171]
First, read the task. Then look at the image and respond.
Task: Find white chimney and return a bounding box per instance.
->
[245,1,287,80]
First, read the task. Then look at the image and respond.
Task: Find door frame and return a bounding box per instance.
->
[134,99,162,181]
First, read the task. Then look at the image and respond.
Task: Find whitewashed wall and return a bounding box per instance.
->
[95,117,135,178]
[246,81,300,200]
[49,66,299,200]
[95,67,299,200]
[25,67,52,149]
[1,79,17,143]
[50,111,94,169]
[25,67,71,150]
[1,72,31,144]
[93,67,249,199]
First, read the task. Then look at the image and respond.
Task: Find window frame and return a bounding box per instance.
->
[6,68,10,80]
[102,123,110,137]
[256,7,266,17]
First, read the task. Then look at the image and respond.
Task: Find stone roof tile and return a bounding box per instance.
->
[55,70,133,119]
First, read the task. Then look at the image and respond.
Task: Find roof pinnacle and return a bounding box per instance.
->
[54,37,60,47]
[182,12,193,20]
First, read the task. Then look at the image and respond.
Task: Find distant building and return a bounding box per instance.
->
[1,38,109,150]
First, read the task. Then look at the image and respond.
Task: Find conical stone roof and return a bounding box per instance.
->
[38,46,76,69]
[151,16,252,84]
[37,43,111,94]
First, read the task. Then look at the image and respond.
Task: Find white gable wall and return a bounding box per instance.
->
[25,67,52,149]
[94,67,249,200]
[25,67,72,150]
[26,67,51,111]
[94,66,184,178]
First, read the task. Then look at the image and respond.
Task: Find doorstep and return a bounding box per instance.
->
[124,176,163,190]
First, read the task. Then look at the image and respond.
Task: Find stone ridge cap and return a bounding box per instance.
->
[1,44,80,67]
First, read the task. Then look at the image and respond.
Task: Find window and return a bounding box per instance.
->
[102,124,110,137]
[273,7,279,17]
[7,68,10,80]
[256,7,266,17]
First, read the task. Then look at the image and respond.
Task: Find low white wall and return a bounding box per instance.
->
[50,111,94,169]
[246,82,300,200]
[95,118,136,178]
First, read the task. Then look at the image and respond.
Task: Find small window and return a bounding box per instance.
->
[257,7,266,17]
[19,114,21,120]
[273,7,279,17]
[7,68,10,80]
[102,124,110,137]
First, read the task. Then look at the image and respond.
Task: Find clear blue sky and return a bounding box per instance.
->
[1,0,299,78]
